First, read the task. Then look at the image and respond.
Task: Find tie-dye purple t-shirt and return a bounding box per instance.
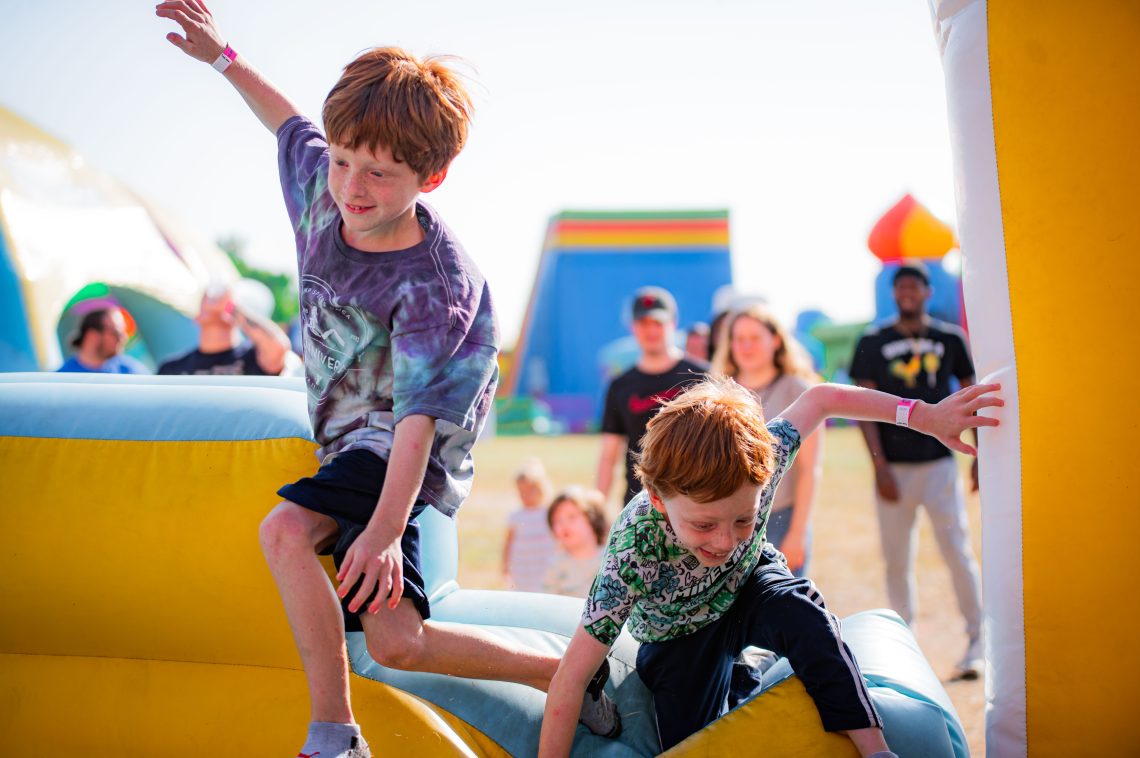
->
[277,116,499,517]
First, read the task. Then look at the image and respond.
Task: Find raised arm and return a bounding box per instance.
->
[156,0,303,133]
[781,382,1002,456]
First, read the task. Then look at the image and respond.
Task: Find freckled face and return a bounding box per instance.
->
[327,142,444,250]
[649,485,761,567]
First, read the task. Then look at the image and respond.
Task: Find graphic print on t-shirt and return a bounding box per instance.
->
[300,274,381,396]
[627,386,684,415]
[883,337,944,389]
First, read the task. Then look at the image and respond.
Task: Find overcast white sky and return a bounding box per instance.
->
[1,0,957,345]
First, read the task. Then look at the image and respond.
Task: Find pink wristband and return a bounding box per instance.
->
[211,44,237,73]
[895,398,918,428]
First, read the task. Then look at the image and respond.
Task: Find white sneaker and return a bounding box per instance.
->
[954,637,983,680]
[738,646,780,676]
[347,735,371,758]
[579,659,622,738]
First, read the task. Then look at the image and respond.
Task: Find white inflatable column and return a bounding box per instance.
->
[930,1,1140,755]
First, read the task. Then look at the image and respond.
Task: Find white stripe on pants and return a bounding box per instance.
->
[875,457,982,638]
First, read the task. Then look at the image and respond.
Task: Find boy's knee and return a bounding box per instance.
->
[365,628,426,671]
[259,501,322,557]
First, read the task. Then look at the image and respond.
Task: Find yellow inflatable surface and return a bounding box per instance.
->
[930,1,1140,754]
[0,398,499,756]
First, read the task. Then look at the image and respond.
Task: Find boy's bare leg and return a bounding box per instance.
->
[259,501,354,723]
[362,596,622,737]
[262,501,618,742]
[360,600,560,691]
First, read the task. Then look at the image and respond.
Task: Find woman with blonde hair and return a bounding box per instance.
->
[711,304,822,576]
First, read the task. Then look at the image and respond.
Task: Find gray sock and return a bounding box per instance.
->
[299,721,368,758]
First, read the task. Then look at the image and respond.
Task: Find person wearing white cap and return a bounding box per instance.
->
[157,285,293,376]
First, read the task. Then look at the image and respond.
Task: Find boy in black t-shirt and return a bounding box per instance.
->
[849,262,984,680]
[596,286,707,504]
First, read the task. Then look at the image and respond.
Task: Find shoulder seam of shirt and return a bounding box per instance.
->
[425,226,457,328]
[276,113,308,138]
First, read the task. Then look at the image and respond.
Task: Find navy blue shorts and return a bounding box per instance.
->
[277,448,432,632]
[635,544,881,750]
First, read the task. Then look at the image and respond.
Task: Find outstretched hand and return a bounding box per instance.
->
[920,383,1003,456]
[156,0,226,63]
[336,527,405,614]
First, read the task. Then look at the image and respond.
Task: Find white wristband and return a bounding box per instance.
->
[895,398,918,428]
[211,44,237,73]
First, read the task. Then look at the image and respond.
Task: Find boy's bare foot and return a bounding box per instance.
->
[578,659,622,738]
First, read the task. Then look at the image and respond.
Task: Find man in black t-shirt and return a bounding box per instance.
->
[158,287,292,376]
[596,286,707,505]
[849,262,984,680]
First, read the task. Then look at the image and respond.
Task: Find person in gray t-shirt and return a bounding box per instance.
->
[711,304,821,577]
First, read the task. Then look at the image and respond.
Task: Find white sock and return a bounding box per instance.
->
[298,721,364,758]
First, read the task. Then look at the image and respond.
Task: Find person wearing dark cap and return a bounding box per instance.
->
[58,308,148,374]
[848,261,984,680]
[596,286,708,505]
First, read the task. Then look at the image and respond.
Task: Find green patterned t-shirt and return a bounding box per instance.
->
[581,418,801,646]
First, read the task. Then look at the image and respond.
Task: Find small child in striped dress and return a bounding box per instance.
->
[502,458,555,592]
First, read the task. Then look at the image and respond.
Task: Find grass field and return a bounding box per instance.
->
[456,426,986,756]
